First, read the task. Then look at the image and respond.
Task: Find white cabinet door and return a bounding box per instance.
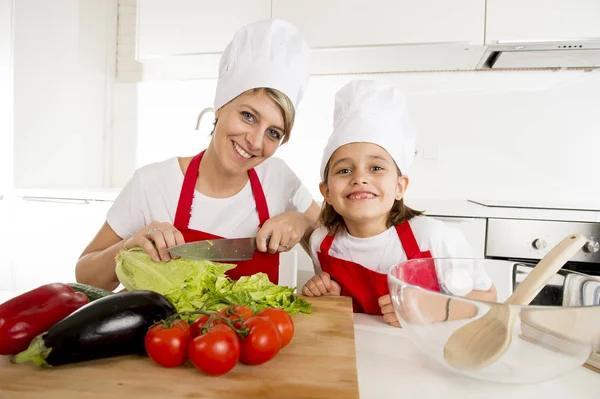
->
[137,0,270,59]
[486,0,600,43]
[0,198,11,291]
[13,0,114,189]
[272,0,486,73]
[273,0,484,48]
[11,197,113,294]
[430,216,487,258]
[0,0,13,193]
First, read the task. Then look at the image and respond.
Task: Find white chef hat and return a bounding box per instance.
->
[214,19,311,111]
[320,80,417,181]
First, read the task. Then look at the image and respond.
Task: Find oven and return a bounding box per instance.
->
[484,218,600,306]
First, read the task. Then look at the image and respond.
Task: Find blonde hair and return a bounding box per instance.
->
[212,88,295,144]
[319,161,423,234]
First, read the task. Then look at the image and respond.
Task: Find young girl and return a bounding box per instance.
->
[302,80,497,327]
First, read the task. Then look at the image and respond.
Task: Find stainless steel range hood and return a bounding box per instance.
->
[475,40,600,70]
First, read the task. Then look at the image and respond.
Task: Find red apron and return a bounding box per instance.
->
[317,221,440,314]
[173,151,279,284]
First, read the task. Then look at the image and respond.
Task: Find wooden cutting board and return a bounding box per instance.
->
[0,296,359,399]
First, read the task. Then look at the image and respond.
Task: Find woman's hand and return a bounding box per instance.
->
[123,222,185,262]
[302,272,341,297]
[256,211,312,254]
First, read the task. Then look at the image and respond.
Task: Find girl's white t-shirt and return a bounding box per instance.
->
[107,156,314,239]
[309,216,493,295]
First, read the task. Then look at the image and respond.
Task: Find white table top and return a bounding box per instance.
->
[353,313,600,399]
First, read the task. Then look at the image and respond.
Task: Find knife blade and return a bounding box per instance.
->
[167,237,258,261]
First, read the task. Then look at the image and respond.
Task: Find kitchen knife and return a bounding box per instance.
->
[167,237,259,261]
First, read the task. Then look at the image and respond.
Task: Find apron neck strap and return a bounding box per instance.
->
[395,222,420,259]
[174,150,270,230]
[174,151,203,230]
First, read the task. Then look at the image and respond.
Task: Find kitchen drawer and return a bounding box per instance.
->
[430,216,487,258]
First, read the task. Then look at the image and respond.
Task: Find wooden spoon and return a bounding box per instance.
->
[443,233,587,370]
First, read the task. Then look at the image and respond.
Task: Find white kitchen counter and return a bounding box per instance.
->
[353,313,600,399]
[4,190,599,223]
[10,188,120,202]
[406,197,600,223]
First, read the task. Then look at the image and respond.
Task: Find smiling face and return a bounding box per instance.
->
[320,142,408,231]
[211,89,286,175]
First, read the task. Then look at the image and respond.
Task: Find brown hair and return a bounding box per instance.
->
[319,161,423,234]
[212,88,295,144]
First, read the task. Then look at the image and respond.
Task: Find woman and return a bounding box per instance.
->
[76,19,320,291]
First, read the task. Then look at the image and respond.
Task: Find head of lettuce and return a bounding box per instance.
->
[115,247,311,316]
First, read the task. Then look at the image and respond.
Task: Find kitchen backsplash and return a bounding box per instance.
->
[111,69,600,206]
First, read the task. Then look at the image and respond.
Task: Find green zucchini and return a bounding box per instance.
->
[68,283,114,302]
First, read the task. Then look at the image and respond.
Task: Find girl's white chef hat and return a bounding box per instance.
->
[214,19,311,111]
[320,80,417,181]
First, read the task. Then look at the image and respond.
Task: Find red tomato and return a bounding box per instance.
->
[240,316,281,365]
[188,324,241,376]
[218,305,254,329]
[191,314,217,337]
[144,319,192,368]
[220,305,253,320]
[256,308,295,348]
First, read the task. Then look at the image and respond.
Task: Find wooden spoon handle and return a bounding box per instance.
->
[506,234,587,306]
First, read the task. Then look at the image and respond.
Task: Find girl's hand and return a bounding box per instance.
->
[302,272,342,297]
[123,222,185,262]
[378,294,401,328]
[256,211,311,254]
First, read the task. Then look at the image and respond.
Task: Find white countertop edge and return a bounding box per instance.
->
[1,191,599,223]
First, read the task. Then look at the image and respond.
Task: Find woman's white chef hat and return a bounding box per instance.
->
[214,19,311,111]
[320,80,417,181]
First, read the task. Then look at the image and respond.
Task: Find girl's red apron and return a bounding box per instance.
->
[318,222,440,314]
[174,151,279,284]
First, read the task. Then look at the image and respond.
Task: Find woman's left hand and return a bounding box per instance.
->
[256,211,311,254]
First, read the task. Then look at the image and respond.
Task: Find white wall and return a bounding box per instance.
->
[111,70,600,207]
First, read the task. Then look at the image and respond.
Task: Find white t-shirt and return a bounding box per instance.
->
[107,156,314,239]
[309,216,493,295]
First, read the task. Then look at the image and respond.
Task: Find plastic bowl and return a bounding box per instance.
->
[388,258,600,384]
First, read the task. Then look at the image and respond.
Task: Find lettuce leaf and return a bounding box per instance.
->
[115,248,311,316]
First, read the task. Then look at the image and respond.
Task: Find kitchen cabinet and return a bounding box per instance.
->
[278,250,298,289]
[12,0,116,189]
[10,197,113,294]
[137,0,270,59]
[0,198,11,291]
[0,0,12,194]
[131,0,487,77]
[430,216,486,258]
[135,0,270,78]
[272,0,486,74]
[486,0,600,44]
[273,0,484,48]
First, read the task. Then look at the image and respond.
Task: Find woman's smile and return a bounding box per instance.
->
[232,140,254,160]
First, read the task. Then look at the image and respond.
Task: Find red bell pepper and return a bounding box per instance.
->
[0,283,89,355]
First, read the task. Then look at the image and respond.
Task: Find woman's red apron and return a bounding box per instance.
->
[173,151,279,284]
[317,222,440,314]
